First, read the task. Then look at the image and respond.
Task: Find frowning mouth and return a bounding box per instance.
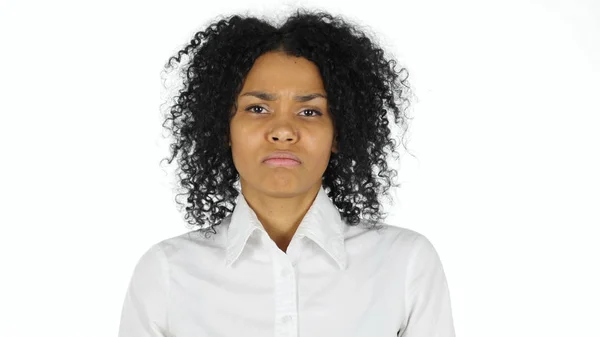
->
[262,150,302,165]
[263,158,301,167]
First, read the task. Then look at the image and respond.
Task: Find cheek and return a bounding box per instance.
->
[304,136,333,166]
[315,149,333,168]
[306,130,334,151]
[230,125,260,164]
[230,120,253,145]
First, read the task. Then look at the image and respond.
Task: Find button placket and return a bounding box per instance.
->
[272,248,298,337]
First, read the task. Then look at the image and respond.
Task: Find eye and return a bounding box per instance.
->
[245,105,267,114]
[244,105,323,117]
[299,109,323,117]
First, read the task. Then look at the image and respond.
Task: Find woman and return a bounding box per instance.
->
[118,9,455,337]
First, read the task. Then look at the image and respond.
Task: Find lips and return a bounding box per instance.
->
[263,151,301,163]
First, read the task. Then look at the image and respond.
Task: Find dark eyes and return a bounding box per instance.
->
[245,105,323,117]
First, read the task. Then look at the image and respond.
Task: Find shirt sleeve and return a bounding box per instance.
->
[118,243,170,337]
[399,234,456,337]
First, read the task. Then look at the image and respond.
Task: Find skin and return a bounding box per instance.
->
[229,51,338,253]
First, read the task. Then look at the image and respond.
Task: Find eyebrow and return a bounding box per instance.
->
[240,91,327,102]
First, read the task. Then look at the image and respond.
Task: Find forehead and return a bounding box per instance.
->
[241,52,325,92]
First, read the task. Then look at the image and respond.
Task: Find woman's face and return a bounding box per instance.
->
[230,51,337,198]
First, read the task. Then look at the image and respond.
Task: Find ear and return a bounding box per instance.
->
[331,135,338,153]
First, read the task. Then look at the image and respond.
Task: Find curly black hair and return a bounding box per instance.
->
[160,8,413,238]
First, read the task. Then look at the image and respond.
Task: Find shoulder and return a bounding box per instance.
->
[367,223,448,282]
[375,224,448,279]
[146,216,232,264]
[346,219,428,248]
[380,223,440,259]
[347,219,443,263]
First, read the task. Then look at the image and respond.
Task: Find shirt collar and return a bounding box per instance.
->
[225,185,347,270]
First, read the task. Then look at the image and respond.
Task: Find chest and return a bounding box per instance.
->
[168,254,406,337]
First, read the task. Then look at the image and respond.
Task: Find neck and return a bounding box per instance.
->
[240,181,321,252]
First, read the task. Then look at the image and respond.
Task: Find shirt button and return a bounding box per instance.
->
[281,315,292,323]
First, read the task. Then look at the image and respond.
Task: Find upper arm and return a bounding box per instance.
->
[399,234,455,337]
[118,243,170,337]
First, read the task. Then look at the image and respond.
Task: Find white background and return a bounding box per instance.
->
[1,0,598,336]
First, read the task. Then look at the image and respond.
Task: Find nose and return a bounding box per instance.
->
[268,123,298,144]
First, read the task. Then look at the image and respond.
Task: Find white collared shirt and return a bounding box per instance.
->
[118,185,455,337]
